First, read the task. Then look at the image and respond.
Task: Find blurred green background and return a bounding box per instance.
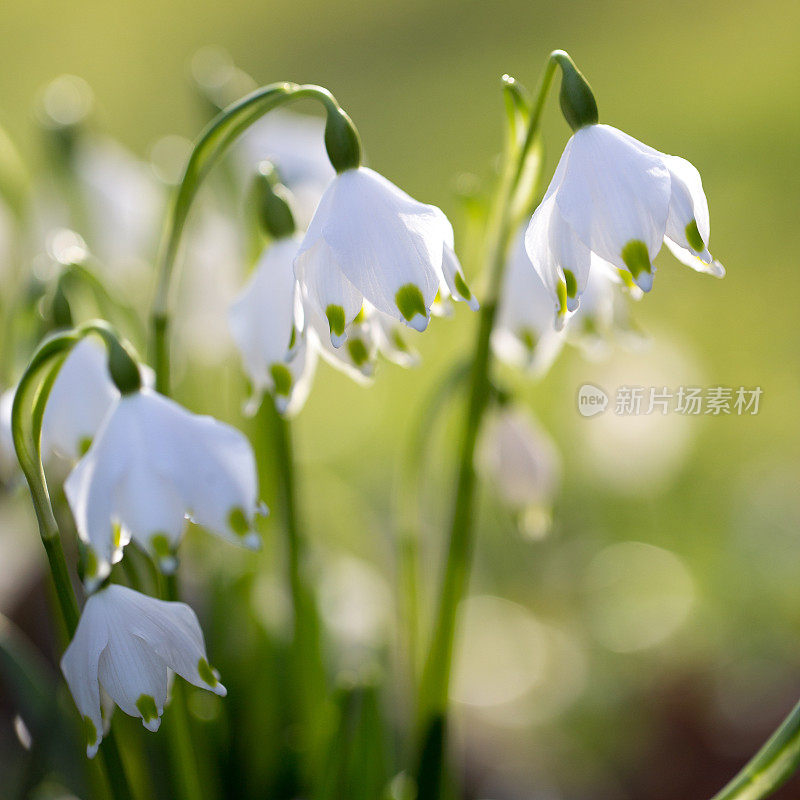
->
[1,0,800,798]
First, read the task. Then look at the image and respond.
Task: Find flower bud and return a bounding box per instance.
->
[552,51,598,132]
[323,102,362,173]
[252,161,295,239]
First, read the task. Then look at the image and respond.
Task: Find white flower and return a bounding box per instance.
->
[294,166,476,347]
[61,583,225,757]
[492,228,566,375]
[0,389,17,485]
[477,407,561,539]
[41,338,119,461]
[228,235,318,416]
[64,387,262,585]
[74,136,164,273]
[525,123,724,324]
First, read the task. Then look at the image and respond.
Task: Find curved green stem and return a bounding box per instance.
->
[709,699,800,800]
[414,51,565,795]
[11,326,136,800]
[149,82,360,395]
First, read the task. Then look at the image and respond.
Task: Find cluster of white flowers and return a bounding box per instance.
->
[495,122,723,374]
[26,336,263,752]
[3,57,726,766]
[228,116,478,415]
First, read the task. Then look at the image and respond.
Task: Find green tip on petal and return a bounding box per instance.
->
[269,362,293,397]
[151,533,178,574]
[621,240,652,279]
[391,328,410,353]
[83,715,98,754]
[347,338,369,367]
[136,695,160,731]
[453,272,472,301]
[198,657,218,687]
[78,436,92,456]
[556,280,568,316]
[228,507,250,538]
[326,304,346,343]
[352,305,366,325]
[395,284,428,330]
[685,219,704,252]
[563,269,578,299]
[519,327,538,354]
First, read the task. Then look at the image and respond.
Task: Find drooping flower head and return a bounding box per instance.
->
[229,234,318,416]
[64,385,262,586]
[61,584,225,757]
[476,406,561,539]
[294,166,477,348]
[493,227,567,375]
[525,123,724,326]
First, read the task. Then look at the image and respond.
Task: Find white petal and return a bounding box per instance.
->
[439,245,479,311]
[553,124,671,270]
[524,197,565,320]
[314,168,443,325]
[116,587,226,696]
[113,460,186,566]
[64,398,133,581]
[60,594,109,757]
[98,630,167,731]
[664,237,725,277]
[294,239,364,346]
[229,237,301,382]
[42,338,119,461]
[133,391,260,548]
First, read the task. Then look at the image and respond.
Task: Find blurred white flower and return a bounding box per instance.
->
[493,227,566,375]
[239,110,335,229]
[73,136,164,272]
[525,123,724,325]
[61,583,225,757]
[229,235,318,416]
[307,299,420,383]
[477,406,561,539]
[0,389,17,485]
[294,166,476,347]
[64,387,262,586]
[41,338,118,461]
[179,210,245,365]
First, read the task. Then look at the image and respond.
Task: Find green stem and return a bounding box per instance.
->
[149,82,359,395]
[709,699,800,800]
[414,52,563,793]
[271,401,328,785]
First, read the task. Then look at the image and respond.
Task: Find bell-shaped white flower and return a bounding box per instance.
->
[64,387,262,586]
[525,123,724,324]
[229,235,318,416]
[476,406,561,539]
[41,338,119,461]
[294,166,476,347]
[493,228,566,375]
[61,583,225,757]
